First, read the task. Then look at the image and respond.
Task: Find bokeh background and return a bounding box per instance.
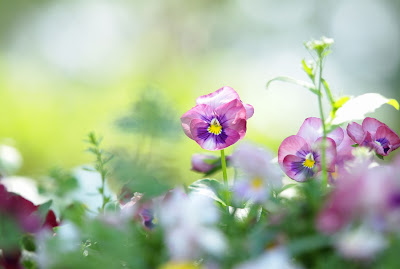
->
[1,0,399,184]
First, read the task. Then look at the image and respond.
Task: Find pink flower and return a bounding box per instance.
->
[181,86,253,151]
[278,117,344,182]
[347,117,400,156]
[317,162,399,234]
[0,184,59,269]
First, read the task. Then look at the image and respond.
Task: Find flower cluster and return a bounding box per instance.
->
[278,117,400,182]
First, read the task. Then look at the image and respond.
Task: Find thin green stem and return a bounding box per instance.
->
[316,58,328,189]
[220,149,230,210]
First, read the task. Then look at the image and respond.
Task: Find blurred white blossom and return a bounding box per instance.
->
[159,189,226,261]
[234,248,302,269]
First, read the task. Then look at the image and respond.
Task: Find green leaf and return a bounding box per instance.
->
[288,234,331,256]
[351,144,359,147]
[333,96,350,110]
[331,93,400,125]
[188,178,226,206]
[376,153,384,160]
[301,59,313,78]
[266,76,320,96]
[21,234,36,252]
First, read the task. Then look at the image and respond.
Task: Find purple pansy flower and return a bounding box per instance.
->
[181,87,253,151]
[278,117,344,182]
[347,117,400,156]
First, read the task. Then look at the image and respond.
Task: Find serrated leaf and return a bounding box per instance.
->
[331,93,400,125]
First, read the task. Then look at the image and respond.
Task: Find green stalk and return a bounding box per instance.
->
[316,58,328,189]
[220,149,230,210]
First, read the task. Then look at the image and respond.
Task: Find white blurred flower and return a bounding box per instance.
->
[159,189,226,261]
[0,144,22,175]
[232,143,282,203]
[234,248,302,269]
[36,221,81,268]
[335,225,387,260]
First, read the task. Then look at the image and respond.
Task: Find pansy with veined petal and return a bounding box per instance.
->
[347,117,400,156]
[278,117,344,182]
[181,87,253,151]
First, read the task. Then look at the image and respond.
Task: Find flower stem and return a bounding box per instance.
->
[316,58,328,189]
[220,149,230,209]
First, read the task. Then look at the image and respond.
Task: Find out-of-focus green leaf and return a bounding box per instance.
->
[302,59,314,78]
[21,234,36,252]
[266,76,320,96]
[188,178,226,206]
[331,93,399,125]
[116,88,181,139]
[37,200,52,224]
[62,201,88,226]
[112,155,172,199]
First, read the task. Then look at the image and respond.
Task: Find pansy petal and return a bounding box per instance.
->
[195,86,240,109]
[215,99,247,125]
[282,155,313,182]
[375,125,400,154]
[215,128,241,150]
[244,104,254,119]
[180,104,214,140]
[327,126,344,148]
[278,135,310,166]
[314,137,337,172]
[336,132,355,166]
[297,117,323,145]
[346,122,365,144]
[190,119,240,151]
[362,117,385,137]
[230,118,247,139]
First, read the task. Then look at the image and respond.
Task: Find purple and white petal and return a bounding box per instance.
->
[362,117,385,138]
[327,126,344,148]
[374,125,400,155]
[215,99,247,126]
[180,104,214,140]
[336,132,355,166]
[347,122,365,145]
[314,137,337,172]
[297,117,323,145]
[278,135,310,166]
[243,104,254,119]
[282,154,314,182]
[195,86,240,109]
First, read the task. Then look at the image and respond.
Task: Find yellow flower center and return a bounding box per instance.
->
[303,153,315,168]
[208,118,222,135]
[251,177,263,190]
